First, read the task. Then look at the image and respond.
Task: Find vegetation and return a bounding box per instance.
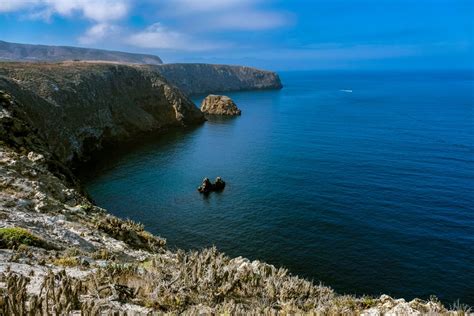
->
[52,256,81,267]
[0,227,49,250]
[0,270,82,315]
[0,246,457,314]
[96,216,166,252]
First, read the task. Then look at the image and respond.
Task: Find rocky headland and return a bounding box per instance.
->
[200,95,241,116]
[0,61,463,314]
[155,63,282,95]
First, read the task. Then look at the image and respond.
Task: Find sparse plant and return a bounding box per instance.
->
[96,215,166,251]
[53,256,80,267]
[91,248,115,260]
[451,300,472,315]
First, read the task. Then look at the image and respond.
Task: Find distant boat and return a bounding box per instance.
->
[340,89,353,93]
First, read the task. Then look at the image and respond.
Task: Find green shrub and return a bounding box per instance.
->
[0,227,48,249]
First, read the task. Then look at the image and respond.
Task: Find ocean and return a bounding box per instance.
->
[81,70,474,305]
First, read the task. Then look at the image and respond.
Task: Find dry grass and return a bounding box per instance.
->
[0,246,460,314]
[0,270,83,315]
[96,215,166,252]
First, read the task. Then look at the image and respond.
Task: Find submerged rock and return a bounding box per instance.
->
[200,95,241,116]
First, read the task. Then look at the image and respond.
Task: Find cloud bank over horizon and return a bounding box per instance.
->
[1,0,472,70]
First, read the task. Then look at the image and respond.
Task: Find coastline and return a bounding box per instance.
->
[0,63,465,314]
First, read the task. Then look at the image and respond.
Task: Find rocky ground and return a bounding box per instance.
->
[0,75,470,314]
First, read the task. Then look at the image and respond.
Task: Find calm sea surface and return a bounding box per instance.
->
[81,71,474,305]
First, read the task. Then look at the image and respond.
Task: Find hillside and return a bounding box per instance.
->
[0,40,163,64]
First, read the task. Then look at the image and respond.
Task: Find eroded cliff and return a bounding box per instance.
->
[0,62,204,165]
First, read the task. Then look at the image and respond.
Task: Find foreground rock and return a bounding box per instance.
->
[200,95,241,116]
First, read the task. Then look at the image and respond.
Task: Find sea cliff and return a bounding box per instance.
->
[0,62,204,165]
[0,62,457,314]
[155,63,282,95]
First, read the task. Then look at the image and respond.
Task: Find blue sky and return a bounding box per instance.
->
[1,0,473,70]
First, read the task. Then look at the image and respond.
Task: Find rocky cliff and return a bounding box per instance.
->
[155,63,283,95]
[0,63,459,314]
[0,62,204,165]
[0,91,454,315]
[0,40,163,65]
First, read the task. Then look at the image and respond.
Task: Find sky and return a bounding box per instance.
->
[1,0,473,71]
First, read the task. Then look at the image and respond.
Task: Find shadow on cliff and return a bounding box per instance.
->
[75,124,203,184]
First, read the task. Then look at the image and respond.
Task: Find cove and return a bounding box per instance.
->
[80,70,474,305]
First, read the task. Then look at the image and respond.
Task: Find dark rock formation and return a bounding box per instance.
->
[200,95,241,116]
[0,62,204,165]
[155,63,282,95]
[197,177,226,194]
[0,40,163,64]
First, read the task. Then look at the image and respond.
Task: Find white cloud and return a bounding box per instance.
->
[169,0,255,13]
[210,10,289,30]
[159,0,290,31]
[127,23,228,51]
[6,0,129,22]
[78,23,120,44]
[0,0,38,12]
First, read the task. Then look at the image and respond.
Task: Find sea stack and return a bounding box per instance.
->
[200,95,241,116]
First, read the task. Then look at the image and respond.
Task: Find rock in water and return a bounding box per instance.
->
[200,95,241,116]
[197,177,226,194]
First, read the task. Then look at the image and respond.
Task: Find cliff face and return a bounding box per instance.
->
[0,40,163,64]
[0,62,204,165]
[155,63,283,95]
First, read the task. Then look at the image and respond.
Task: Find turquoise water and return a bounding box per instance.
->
[81,71,474,305]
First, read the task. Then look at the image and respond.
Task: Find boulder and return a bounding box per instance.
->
[200,95,241,116]
[197,177,226,194]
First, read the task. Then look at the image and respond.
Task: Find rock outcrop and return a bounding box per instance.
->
[155,63,282,95]
[0,40,163,64]
[0,62,204,165]
[200,95,241,116]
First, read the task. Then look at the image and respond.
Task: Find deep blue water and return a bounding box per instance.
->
[82,70,474,305]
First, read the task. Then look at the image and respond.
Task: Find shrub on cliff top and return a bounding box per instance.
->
[96,216,166,252]
[0,227,49,249]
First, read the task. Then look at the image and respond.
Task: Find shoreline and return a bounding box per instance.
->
[0,63,467,313]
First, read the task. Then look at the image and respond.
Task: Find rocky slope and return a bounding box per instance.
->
[0,62,204,165]
[0,40,163,65]
[0,63,464,314]
[155,63,282,95]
